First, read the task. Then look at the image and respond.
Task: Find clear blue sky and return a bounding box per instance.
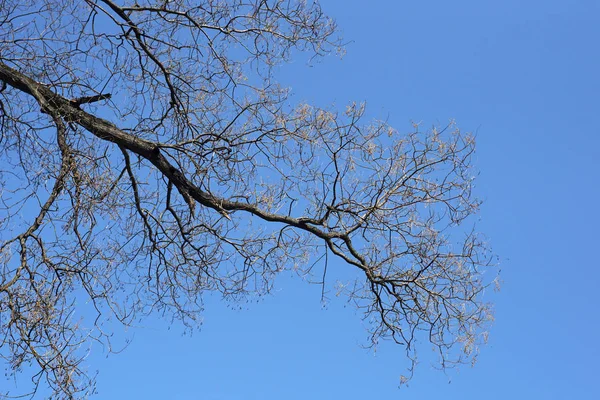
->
[36,1,600,398]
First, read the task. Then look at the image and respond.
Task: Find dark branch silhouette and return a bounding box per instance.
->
[70,93,112,107]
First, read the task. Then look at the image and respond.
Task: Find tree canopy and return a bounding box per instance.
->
[0,0,493,397]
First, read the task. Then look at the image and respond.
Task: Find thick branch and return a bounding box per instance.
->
[0,61,347,248]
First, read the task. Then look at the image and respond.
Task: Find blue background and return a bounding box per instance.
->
[21,1,600,398]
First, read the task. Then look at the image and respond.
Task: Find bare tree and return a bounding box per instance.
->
[0,0,494,397]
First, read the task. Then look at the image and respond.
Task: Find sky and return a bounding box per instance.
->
[7,0,600,398]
